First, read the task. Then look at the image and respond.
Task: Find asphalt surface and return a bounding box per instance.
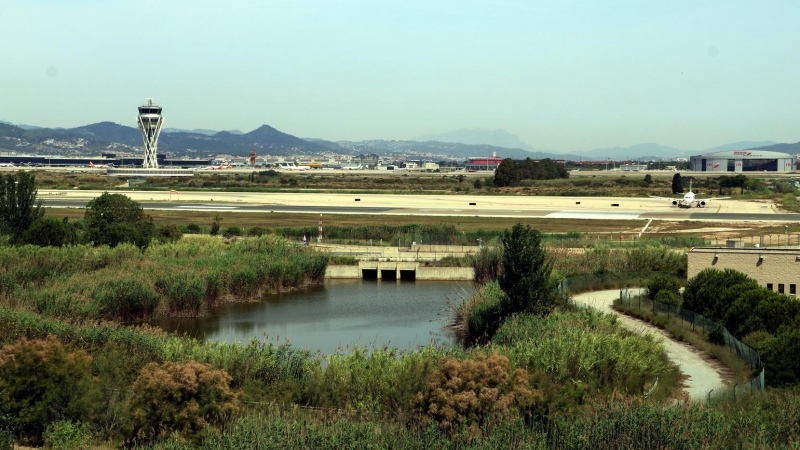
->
[42,198,800,222]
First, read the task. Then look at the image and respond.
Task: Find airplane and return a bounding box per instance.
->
[89,162,112,168]
[278,163,310,171]
[652,180,729,208]
[342,164,363,170]
[201,163,232,170]
[0,163,15,167]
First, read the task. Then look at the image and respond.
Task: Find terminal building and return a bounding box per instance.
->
[689,150,795,173]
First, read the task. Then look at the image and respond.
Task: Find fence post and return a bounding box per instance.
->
[733,384,737,402]
[707,389,713,405]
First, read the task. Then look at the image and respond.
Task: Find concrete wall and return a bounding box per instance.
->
[689,247,800,295]
[416,267,474,280]
[325,264,474,280]
[325,265,361,278]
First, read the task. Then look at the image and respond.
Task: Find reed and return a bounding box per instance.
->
[1,235,330,320]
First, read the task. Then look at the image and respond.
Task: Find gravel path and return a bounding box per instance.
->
[573,289,729,400]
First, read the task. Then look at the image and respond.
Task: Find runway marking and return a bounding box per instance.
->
[177,206,238,210]
[545,210,642,220]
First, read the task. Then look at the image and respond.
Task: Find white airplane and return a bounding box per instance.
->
[278,163,310,171]
[342,164,363,170]
[0,163,15,167]
[200,163,232,170]
[653,180,729,208]
[89,161,112,168]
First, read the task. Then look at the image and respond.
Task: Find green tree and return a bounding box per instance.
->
[643,174,653,185]
[84,193,154,250]
[0,172,44,244]
[498,224,559,316]
[671,173,683,194]
[20,217,76,247]
[493,158,520,187]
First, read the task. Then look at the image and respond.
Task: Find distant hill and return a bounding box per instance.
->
[753,142,800,154]
[163,128,244,135]
[576,143,686,161]
[0,121,330,156]
[703,141,777,153]
[71,122,142,146]
[335,139,571,160]
[303,138,351,153]
[415,128,536,152]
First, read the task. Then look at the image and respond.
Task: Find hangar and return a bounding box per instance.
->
[690,150,795,173]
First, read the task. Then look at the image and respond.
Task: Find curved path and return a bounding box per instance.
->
[573,289,728,400]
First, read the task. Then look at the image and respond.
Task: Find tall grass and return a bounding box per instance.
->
[1,235,330,320]
[491,310,677,399]
[0,307,318,389]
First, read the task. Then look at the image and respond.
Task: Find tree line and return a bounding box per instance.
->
[493,158,569,187]
[0,172,174,249]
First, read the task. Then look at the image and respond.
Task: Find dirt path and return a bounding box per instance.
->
[573,289,728,400]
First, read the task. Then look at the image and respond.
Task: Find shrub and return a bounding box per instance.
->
[646,274,681,300]
[186,223,201,234]
[654,289,681,307]
[210,215,222,236]
[19,217,76,247]
[94,279,160,320]
[155,223,183,243]
[42,420,93,450]
[0,336,100,445]
[124,360,238,443]
[0,390,13,450]
[413,352,539,437]
[247,226,267,237]
[223,226,242,238]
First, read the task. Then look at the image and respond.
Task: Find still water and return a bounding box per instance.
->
[151,279,472,355]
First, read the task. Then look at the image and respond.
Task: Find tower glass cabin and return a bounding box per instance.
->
[137,99,164,169]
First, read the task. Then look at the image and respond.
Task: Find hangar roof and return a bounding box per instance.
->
[691,150,795,159]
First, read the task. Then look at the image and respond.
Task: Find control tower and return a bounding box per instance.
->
[137,98,164,169]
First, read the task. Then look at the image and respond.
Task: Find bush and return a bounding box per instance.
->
[654,289,681,307]
[155,223,184,243]
[646,274,681,300]
[19,217,76,247]
[42,420,93,450]
[186,223,201,234]
[223,226,242,238]
[0,390,13,450]
[0,337,100,445]
[247,226,267,237]
[124,360,238,443]
[412,352,539,437]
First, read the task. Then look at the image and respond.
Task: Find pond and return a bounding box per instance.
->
[150,279,473,355]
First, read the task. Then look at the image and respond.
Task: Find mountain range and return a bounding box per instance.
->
[0,120,796,160]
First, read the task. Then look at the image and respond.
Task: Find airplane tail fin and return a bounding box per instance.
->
[89,162,95,167]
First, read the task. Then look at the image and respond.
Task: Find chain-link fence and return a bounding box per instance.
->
[619,288,765,402]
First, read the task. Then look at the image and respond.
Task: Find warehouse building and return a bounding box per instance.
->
[690,150,795,173]
[688,247,800,296]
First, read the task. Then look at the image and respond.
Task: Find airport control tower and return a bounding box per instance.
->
[137,98,164,168]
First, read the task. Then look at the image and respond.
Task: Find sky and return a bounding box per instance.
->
[1,1,799,153]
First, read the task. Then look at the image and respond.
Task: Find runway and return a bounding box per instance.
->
[39,190,800,222]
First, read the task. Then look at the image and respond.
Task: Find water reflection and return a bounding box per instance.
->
[151,279,472,355]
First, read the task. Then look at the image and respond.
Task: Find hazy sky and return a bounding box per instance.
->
[1,1,798,152]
